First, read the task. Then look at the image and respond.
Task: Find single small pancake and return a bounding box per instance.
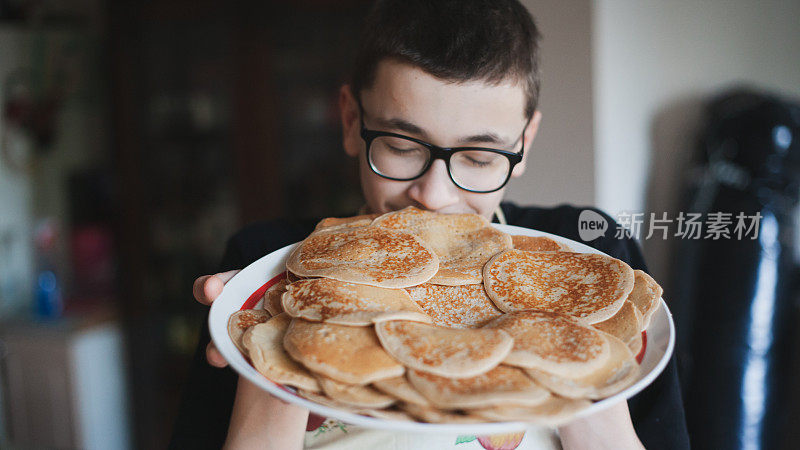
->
[372,376,432,407]
[263,279,288,316]
[512,235,573,252]
[401,402,484,424]
[426,225,512,285]
[483,310,610,377]
[483,249,635,324]
[405,283,503,328]
[372,207,512,285]
[375,320,513,378]
[314,213,379,232]
[407,366,550,409]
[228,309,271,353]
[316,376,396,408]
[358,407,415,421]
[286,226,439,288]
[629,270,663,331]
[242,314,320,392]
[284,319,404,385]
[371,206,485,235]
[628,328,644,357]
[282,278,431,326]
[297,389,359,412]
[286,270,304,283]
[473,396,592,427]
[592,300,642,353]
[240,327,258,361]
[526,332,640,400]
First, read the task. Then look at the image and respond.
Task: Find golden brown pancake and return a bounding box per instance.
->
[358,408,415,421]
[526,332,639,400]
[299,389,413,421]
[297,389,359,412]
[407,366,550,409]
[313,213,379,232]
[628,328,644,356]
[592,300,643,354]
[286,226,439,288]
[316,375,396,408]
[512,235,573,252]
[242,314,320,392]
[405,283,503,328]
[372,206,484,233]
[372,376,432,407]
[283,319,404,385]
[263,279,288,316]
[472,396,592,427]
[483,310,610,377]
[629,270,662,331]
[400,402,485,424]
[483,249,635,324]
[228,309,271,354]
[374,320,513,378]
[286,270,304,283]
[282,278,431,326]
[372,206,512,285]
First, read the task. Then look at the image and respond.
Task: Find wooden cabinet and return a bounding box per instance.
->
[108,1,369,447]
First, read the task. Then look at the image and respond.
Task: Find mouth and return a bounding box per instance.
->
[384,202,476,216]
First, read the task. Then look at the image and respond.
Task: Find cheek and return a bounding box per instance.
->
[463,190,505,220]
[359,158,408,211]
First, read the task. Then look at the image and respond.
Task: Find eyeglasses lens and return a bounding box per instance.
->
[450,151,511,192]
[368,136,430,179]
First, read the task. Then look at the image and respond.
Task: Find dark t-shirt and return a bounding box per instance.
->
[170,203,690,449]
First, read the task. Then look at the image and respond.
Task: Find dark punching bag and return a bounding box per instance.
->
[672,89,800,450]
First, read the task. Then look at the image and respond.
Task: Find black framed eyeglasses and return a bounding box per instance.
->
[358,105,529,193]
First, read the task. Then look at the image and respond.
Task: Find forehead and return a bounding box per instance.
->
[359,59,528,140]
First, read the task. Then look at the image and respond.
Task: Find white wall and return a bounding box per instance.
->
[0,28,35,316]
[593,0,800,279]
[508,0,595,208]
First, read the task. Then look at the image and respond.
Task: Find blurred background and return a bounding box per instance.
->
[0,0,797,449]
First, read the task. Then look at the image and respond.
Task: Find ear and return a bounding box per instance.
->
[339,84,362,158]
[511,109,542,177]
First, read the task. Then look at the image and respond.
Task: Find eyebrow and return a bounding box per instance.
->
[374,117,429,139]
[372,116,510,146]
[458,132,505,145]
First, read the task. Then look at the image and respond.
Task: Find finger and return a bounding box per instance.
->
[206,342,228,368]
[215,269,240,285]
[203,270,240,302]
[193,275,215,305]
[193,270,240,305]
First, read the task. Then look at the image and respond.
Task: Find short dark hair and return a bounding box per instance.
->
[351,0,542,117]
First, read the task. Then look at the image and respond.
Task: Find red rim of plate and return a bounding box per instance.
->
[240,272,287,310]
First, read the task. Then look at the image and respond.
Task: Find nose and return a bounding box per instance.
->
[406,159,461,211]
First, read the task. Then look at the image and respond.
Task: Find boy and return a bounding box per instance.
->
[172,1,689,448]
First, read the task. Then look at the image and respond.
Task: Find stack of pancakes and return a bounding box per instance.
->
[227,207,662,426]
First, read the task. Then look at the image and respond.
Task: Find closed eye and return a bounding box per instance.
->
[387,144,423,155]
[463,154,494,167]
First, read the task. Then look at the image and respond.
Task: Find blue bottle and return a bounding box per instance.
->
[35,270,62,319]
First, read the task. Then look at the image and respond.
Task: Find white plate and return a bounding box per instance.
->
[209,224,675,434]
